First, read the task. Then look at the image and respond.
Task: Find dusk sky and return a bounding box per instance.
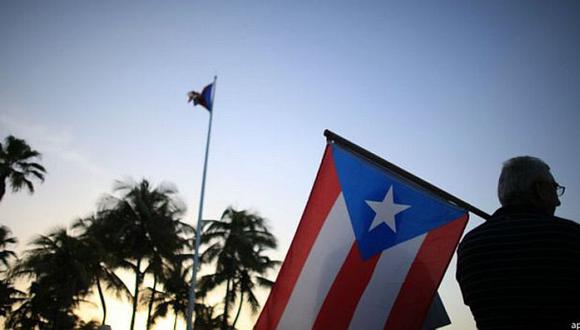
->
[1,1,580,329]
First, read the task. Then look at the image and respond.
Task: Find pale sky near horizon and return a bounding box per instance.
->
[1,1,580,329]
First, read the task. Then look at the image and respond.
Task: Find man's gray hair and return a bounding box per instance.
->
[498,156,552,206]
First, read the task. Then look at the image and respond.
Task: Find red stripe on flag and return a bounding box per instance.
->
[383,214,468,330]
[254,145,342,330]
[312,243,380,329]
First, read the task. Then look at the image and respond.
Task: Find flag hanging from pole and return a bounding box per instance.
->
[187,82,214,111]
[255,133,469,330]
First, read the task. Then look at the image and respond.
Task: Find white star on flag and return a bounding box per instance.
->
[366,186,411,232]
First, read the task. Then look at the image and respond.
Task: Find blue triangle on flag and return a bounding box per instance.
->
[331,144,465,260]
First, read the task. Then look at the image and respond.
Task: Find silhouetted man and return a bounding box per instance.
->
[456,156,580,329]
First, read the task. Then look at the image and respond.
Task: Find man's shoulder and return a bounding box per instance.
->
[457,221,495,253]
[553,215,580,229]
[459,212,580,251]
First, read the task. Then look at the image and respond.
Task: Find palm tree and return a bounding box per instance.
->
[144,255,193,330]
[200,207,279,329]
[5,281,51,330]
[99,179,188,330]
[193,303,223,330]
[144,253,166,330]
[230,252,279,327]
[71,215,132,327]
[0,135,46,202]
[76,319,101,330]
[0,225,22,322]
[12,228,93,330]
[0,225,17,273]
[0,278,25,321]
[144,224,194,329]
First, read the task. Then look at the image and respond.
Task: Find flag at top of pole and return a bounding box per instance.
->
[186,76,217,330]
[187,81,215,111]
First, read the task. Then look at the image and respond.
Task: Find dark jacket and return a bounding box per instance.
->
[456,205,580,329]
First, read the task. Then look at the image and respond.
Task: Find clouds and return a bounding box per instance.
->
[0,111,111,180]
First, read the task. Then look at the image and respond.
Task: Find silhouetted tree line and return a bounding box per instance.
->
[0,135,279,330]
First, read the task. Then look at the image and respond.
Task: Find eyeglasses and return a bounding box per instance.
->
[555,183,566,197]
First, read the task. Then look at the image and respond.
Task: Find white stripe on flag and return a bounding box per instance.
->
[277,193,354,329]
[348,233,426,329]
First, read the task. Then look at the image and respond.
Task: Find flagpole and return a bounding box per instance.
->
[187,75,217,330]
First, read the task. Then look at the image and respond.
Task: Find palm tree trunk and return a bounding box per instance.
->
[146,274,158,330]
[221,277,231,330]
[173,310,178,330]
[232,289,244,328]
[0,175,7,202]
[96,276,107,325]
[130,258,142,330]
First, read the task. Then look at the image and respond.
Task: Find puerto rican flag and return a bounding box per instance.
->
[187,82,214,111]
[255,142,468,330]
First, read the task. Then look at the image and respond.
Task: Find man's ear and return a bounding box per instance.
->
[534,181,559,210]
[533,181,549,202]
[532,182,542,198]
